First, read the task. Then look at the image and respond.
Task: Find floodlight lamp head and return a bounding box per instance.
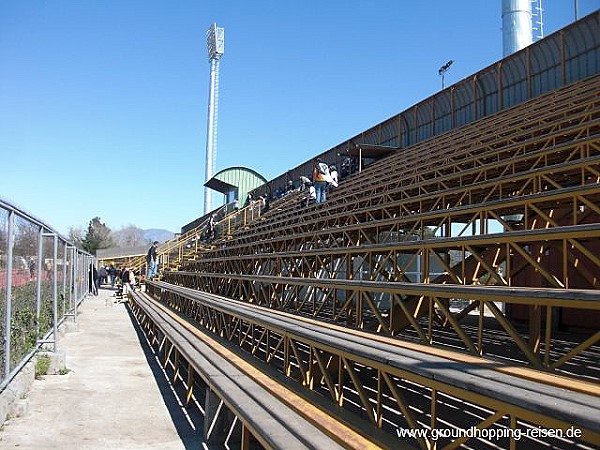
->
[438,60,454,75]
[206,23,224,60]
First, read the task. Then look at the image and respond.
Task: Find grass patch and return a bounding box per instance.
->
[35,354,51,378]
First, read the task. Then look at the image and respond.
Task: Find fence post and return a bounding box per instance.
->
[41,232,59,352]
[62,241,67,318]
[52,234,58,352]
[64,245,76,323]
[36,225,43,336]
[74,248,80,310]
[3,210,15,381]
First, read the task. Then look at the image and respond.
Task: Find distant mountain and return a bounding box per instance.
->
[144,228,175,243]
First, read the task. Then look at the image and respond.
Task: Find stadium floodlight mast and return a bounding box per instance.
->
[438,60,454,90]
[204,23,224,214]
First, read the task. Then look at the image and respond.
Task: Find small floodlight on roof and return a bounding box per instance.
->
[438,60,454,89]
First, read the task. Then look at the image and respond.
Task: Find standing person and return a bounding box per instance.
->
[146,241,159,280]
[285,180,295,194]
[312,158,332,203]
[121,267,133,296]
[44,261,53,280]
[108,264,117,288]
[305,181,316,206]
[260,195,270,213]
[299,176,311,191]
[88,264,98,296]
[329,164,339,188]
[129,270,136,292]
[207,214,217,241]
[98,266,108,287]
[28,257,36,280]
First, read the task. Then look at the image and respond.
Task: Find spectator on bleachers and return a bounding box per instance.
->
[341,157,356,178]
[301,181,316,207]
[146,241,159,279]
[285,180,295,194]
[312,158,333,203]
[329,165,339,188]
[207,214,217,241]
[260,195,270,213]
[299,176,310,191]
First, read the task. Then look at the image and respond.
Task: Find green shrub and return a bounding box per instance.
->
[35,354,51,378]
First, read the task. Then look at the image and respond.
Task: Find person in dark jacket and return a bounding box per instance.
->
[88,264,98,296]
[146,241,159,279]
[98,266,108,286]
[108,264,117,288]
[121,267,133,295]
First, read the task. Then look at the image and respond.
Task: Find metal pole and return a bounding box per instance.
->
[70,246,77,321]
[84,256,88,298]
[80,254,86,305]
[62,242,67,318]
[52,234,58,352]
[85,256,91,300]
[36,226,43,335]
[574,0,579,20]
[66,245,72,315]
[359,147,363,173]
[77,253,84,306]
[439,60,453,90]
[73,250,78,311]
[204,59,218,214]
[3,211,15,381]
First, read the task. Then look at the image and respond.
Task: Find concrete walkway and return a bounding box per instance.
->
[0,287,203,449]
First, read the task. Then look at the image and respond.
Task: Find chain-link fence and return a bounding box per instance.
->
[0,198,93,389]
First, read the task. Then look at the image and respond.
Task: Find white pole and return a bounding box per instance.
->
[204,24,224,215]
[204,59,218,214]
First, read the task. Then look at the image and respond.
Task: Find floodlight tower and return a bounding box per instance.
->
[204,23,224,214]
[501,0,533,57]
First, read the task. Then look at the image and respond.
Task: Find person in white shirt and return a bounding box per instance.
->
[329,164,339,188]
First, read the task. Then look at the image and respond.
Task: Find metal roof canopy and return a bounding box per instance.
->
[346,144,399,172]
[204,177,236,193]
[204,166,268,202]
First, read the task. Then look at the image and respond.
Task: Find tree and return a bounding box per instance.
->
[81,217,113,255]
[111,225,145,248]
[67,226,85,249]
[13,221,39,257]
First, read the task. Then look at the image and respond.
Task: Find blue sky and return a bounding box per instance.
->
[1,1,598,236]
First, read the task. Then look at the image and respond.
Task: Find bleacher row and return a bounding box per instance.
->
[124,74,600,448]
[133,281,600,448]
[214,73,600,247]
[129,289,377,450]
[171,74,600,349]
